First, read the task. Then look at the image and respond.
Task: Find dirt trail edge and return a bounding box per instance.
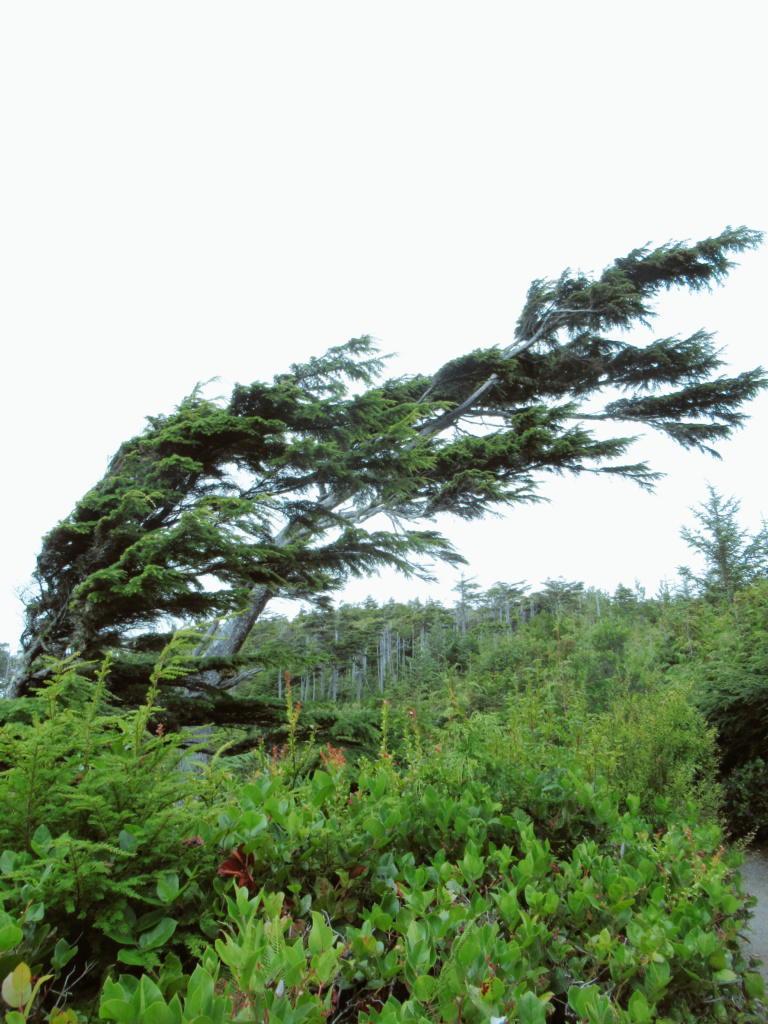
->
[739,847,768,984]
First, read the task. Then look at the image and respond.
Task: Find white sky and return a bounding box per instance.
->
[1,3,766,645]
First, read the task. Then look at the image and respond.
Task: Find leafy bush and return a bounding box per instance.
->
[92,762,764,1023]
[0,642,763,1023]
[604,684,723,824]
[0,643,233,997]
[722,758,768,839]
[691,582,768,774]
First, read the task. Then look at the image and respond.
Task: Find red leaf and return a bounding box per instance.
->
[217,844,257,892]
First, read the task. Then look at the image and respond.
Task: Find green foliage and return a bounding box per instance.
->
[690,581,768,764]
[97,755,764,1023]
[606,685,723,824]
[722,759,768,839]
[679,484,768,603]
[240,568,768,844]
[0,642,233,995]
[0,898,82,1023]
[19,337,467,691]
[15,228,766,710]
[1,636,765,1022]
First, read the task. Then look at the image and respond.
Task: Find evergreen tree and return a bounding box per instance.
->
[452,575,482,636]
[678,484,768,602]
[479,581,529,628]
[537,578,585,618]
[11,226,766,709]
[0,643,14,698]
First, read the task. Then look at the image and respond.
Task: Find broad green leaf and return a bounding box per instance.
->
[543,889,560,916]
[372,910,393,930]
[49,1010,81,1024]
[0,922,23,953]
[412,974,437,1002]
[0,851,18,874]
[406,920,425,947]
[30,823,53,854]
[364,817,385,841]
[745,972,765,998]
[139,973,166,1007]
[137,908,167,933]
[118,829,139,851]
[26,902,45,922]
[696,931,716,957]
[239,810,269,834]
[51,937,79,969]
[308,911,335,956]
[99,998,138,1022]
[516,991,546,1024]
[383,808,402,829]
[117,948,148,966]
[628,989,651,1022]
[708,948,726,970]
[371,772,389,799]
[157,873,181,903]
[311,770,336,804]
[720,893,739,914]
[314,945,342,985]
[421,787,439,813]
[103,925,138,946]
[186,965,215,1016]
[714,968,737,984]
[139,918,178,951]
[2,962,32,1009]
[568,985,586,1016]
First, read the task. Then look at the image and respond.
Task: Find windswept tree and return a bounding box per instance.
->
[11,226,766,708]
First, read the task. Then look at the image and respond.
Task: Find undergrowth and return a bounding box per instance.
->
[0,638,763,1023]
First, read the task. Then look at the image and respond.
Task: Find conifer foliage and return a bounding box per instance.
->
[678,484,768,602]
[14,226,765,699]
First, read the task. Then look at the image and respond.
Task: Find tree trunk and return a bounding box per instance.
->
[198,586,275,662]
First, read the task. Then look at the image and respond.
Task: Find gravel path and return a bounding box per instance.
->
[739,845,768,984]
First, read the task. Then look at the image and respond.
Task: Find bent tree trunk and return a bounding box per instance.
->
[199,585,275,664]
[194,329,553,688]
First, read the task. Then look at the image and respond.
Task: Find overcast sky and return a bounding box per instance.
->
[1,3,766,645]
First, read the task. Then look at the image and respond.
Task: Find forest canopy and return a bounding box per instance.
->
[11,226,765,705]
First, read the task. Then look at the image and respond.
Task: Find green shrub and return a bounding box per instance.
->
[2,643,761,1022]
[0,642,233,999]
[605,684,723,824]
[93,764,764,1023]
[722,758,768,838]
